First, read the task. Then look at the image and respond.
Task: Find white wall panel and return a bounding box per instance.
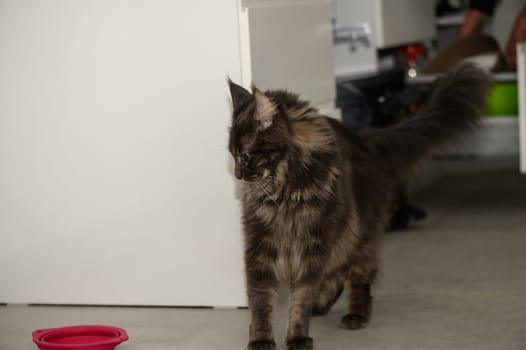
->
[0,0,246,307]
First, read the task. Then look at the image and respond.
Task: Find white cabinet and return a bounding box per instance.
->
[332,0,436,78]
[0,0,246,307]
[333,0,436,49]
[239,0,337,116]
[332,0,378,78]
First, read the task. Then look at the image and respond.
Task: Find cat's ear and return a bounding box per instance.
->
[253,87,276,131]
[228,78,252,111]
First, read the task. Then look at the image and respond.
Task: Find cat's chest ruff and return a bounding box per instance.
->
[245,192,323,281]
[272,230,305,282]
[256,204,316,282]
[253,200,314,233]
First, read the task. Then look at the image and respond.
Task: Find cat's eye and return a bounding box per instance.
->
[241,153,249,165]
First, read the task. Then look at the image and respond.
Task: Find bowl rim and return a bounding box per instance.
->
[32,325,129,349]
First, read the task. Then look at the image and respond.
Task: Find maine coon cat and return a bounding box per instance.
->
[227,64,490,350]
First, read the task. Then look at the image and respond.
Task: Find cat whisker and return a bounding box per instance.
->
[257,181,279,206]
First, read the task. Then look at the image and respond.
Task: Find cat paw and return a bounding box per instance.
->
[286,336,313,350]
[246,340,276,350]
[340,313,369,330]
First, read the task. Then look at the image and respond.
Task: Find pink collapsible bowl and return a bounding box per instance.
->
[32,325,128,350]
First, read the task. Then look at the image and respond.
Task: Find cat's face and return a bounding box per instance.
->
[230,135,285,183]
[228,80,289,184]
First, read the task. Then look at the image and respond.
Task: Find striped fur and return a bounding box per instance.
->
[228,64,490,350]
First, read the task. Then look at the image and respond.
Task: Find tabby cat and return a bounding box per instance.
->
[227,64,489,350]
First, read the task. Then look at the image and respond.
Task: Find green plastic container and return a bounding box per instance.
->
[486,83,519,116]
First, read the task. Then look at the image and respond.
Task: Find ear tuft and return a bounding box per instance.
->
[228,78,252,111]
[253,88,276,130]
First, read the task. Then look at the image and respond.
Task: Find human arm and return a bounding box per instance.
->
[505,7,526,69]
[458,0,498,38]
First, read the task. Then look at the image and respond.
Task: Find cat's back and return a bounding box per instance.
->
[323,117,372,163]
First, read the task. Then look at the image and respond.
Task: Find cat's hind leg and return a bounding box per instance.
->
[340,243,377,330]
[340,281,372,329]
[311,271,344,316]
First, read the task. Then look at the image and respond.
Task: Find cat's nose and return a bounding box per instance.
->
[234,165,242,180]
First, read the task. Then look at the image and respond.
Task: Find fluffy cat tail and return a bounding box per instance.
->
[361,63,491,178]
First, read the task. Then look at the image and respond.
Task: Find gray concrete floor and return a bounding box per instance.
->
[2,165,526,350]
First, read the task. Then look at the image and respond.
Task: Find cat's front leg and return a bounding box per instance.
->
[245,263,279,350]
[285,274,320,350]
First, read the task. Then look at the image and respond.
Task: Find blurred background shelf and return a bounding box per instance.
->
[435,13,466,27]
[438,116,520,158]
